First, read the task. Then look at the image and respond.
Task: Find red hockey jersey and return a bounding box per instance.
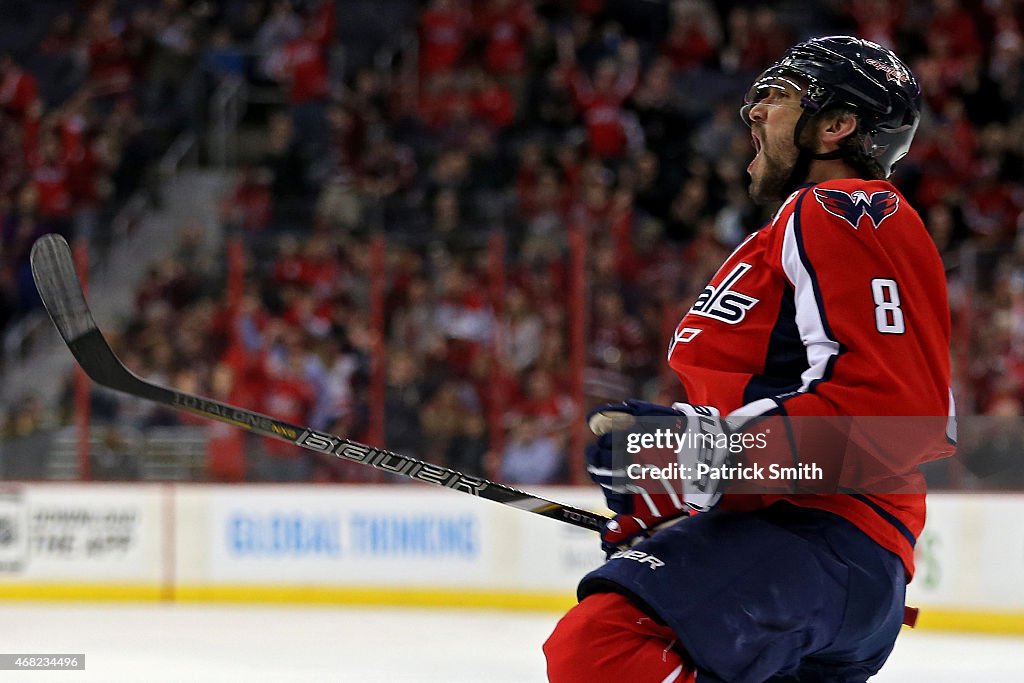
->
[667,178,955,577]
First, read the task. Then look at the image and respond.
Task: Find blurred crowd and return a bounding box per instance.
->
[5,0,1024,489]
[0,0,213,347]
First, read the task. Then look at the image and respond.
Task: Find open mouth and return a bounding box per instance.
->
[748,131,762,174]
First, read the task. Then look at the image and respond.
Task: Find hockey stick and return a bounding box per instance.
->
[30,234,607,532]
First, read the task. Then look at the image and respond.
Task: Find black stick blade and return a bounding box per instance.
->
[30,234,99,344]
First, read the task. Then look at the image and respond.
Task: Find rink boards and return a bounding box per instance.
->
[0,484,1021,635]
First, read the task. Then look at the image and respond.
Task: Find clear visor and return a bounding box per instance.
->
[744,70,806,105]
[740,66,810,127]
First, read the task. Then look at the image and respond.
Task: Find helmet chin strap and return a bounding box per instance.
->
[782,110,848,193]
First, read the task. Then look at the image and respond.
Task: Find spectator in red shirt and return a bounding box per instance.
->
[844,0,905,49]
[31,133,73,231]
[205,362,249,482]
[272,21,329,105]
[475,0,535,76]
[929,0,982,59]
[470,68,516,129]
[419,0,472,75]
[661,3,719,72]
[59,94,113,235]
[0,54,39,122]
[281,288,334,339]
[272,234,307,288]
[270,16,333,155]
[560,36,641,159]
[83,2,139,97]
[516,367,573,426]
[300,235,342,298]
[222,165,272,234]
[256,341,317,481]
[590,287,652,376]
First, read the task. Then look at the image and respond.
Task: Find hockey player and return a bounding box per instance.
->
[544,36,955,682]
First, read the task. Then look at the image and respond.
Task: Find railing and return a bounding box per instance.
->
[210,76,247,170]
[6,413,1022,491]
[1,314,49,376]
[159,130,200,180]
[47,426,208,481]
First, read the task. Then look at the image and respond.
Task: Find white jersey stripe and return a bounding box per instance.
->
[780,212,842,393]
[660,664,685,683]
[947,388,957,443]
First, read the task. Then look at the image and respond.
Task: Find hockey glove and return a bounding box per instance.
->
[585,399,730,553]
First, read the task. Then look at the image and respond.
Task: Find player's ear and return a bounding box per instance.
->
[819,110,858,148]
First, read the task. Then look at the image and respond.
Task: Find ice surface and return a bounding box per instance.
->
[0,603,1019,682]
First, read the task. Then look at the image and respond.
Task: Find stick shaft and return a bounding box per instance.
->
[32,234,607,532]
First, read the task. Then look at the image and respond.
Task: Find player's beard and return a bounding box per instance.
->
[748,118,811,204]
[748,141,800,203]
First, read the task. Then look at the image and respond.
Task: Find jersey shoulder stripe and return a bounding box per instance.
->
[777,188,843,396]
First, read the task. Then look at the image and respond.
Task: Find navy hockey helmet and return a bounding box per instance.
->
[741,36,921,178]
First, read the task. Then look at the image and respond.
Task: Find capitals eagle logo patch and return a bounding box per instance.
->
[813,188,900,230]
